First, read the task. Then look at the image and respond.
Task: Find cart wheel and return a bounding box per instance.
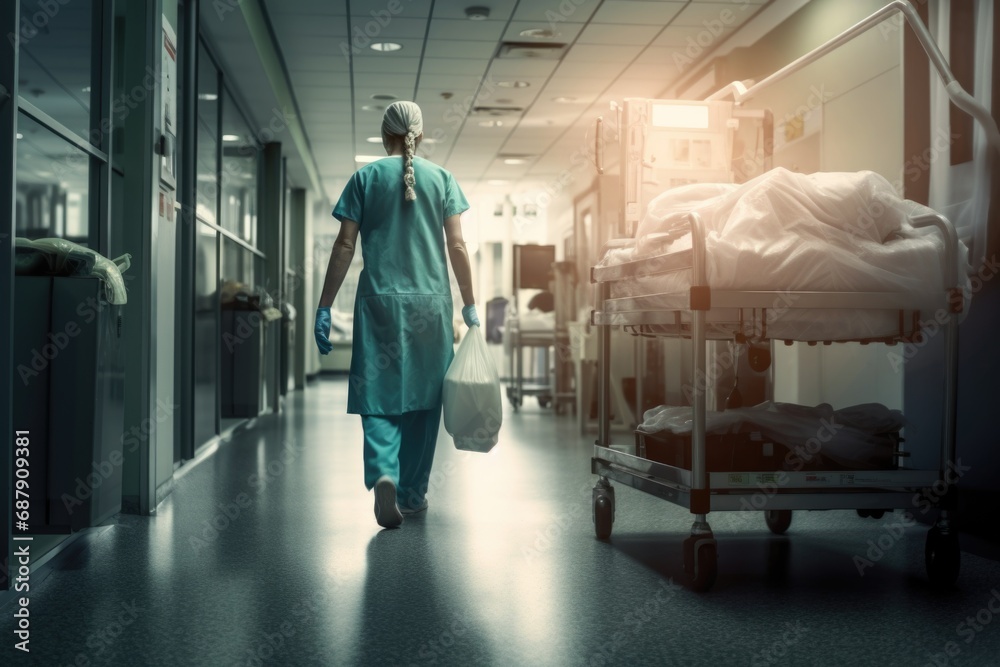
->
[683,535,718,592]
[538,397,551,409]
[764,509,792,535]
[510,396,522,410]
[925,527,960,588]
[870,510,885,519]
[856,509,870,519]
[593,494,614,540]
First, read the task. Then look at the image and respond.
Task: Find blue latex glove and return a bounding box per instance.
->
[315,307,334,355]
[462,304,480,328]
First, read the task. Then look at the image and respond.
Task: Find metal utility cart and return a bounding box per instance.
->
[506,244,557,410]
[587,0,1000,591]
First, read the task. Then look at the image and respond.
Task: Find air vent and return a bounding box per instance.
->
[472,106,524,116]
[496,41,567,59]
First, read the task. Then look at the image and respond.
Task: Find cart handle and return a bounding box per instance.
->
[707,0,1000,157]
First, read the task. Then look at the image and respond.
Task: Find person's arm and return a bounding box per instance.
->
[444,214,475,307]
[318,220,360,308]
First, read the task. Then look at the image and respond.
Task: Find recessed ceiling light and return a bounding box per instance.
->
[198,93,218,101]
[371,94,397,101]
[478,120,504,128]
[422,138,439,144]
[36,171,53,177]
[16,132,23,139]
[465,6,490,20]
[487,179,509,186]
[355,155,384,164]
[222,134,240,142]
[82,86,91,93]
[519,28,559,39]
[370,42,402,52]
[361,104,385,112]
[503,158,530,165]
[366,136,383,143]
[553,96,580,104]
[497,81,530,88]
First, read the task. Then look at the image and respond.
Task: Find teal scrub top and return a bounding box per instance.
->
[333,156,470,415]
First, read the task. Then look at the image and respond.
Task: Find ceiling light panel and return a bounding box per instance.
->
[350,38,424,58]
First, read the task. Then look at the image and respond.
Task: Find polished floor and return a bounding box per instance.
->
[4,377,1000,666]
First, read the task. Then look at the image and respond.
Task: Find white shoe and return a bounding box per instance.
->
[400,499,428,515]
[374,476,403,529]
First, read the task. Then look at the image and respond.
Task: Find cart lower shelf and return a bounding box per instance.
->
[591,444,961,591]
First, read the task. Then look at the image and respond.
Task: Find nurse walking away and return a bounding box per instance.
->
[314,101,479,529]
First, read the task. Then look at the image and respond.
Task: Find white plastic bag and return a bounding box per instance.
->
[443,326,502,452]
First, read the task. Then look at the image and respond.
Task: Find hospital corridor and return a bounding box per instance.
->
[2,0,1000,665]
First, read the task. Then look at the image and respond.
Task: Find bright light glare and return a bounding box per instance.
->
[652,104,710,129]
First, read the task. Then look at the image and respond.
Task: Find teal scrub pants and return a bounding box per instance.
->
[361,405,441,510]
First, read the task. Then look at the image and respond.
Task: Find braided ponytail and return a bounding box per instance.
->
[403,130,417,202]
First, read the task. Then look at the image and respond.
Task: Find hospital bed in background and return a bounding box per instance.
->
[587,0,1000,591]
[505,244,557,410]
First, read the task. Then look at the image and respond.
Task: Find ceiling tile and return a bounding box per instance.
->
[348,0,433,19]
[576,22,661,45]
[352,60,420,77]
[561,43,646,63]
[511,0,600,23]
[590,1,686,25]
[419,57,491,76]
[423,39,498,59]
[347,16,428,41]
[428,19,507,41]
[671,2,755,26]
